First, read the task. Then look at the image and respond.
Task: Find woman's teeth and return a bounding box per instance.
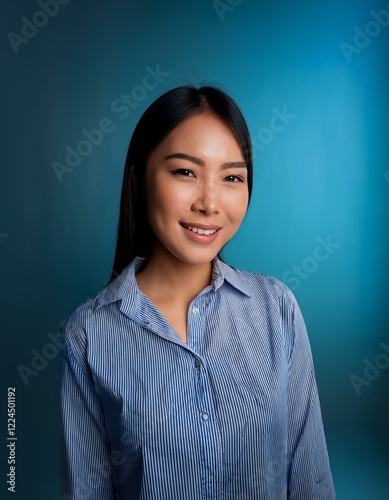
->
[183,224,217,235]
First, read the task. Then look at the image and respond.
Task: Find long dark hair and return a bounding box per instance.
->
[109,85,253,283]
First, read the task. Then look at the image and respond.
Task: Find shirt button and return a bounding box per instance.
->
[194,358,201,368]
[192,306,199,315]
[201,412,209,421]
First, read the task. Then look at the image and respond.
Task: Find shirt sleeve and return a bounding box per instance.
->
[60,313,116,500]
[283,289,336,499]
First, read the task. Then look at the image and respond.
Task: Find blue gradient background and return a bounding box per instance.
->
[1,0,388,498]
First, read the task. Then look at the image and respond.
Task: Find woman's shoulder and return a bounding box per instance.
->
[59,293,102,346]
[221,260,297,307]
[59,259,139,340]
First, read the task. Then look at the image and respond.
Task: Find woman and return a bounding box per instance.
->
[60,86,336,499]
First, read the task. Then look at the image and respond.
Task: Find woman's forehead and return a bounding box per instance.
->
[152,113,244,159]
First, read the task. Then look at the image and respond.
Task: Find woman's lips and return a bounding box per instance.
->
[180,223,221,243]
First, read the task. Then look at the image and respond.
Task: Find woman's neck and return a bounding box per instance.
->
[135,247,213,306]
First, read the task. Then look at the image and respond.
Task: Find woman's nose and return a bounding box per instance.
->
[191,179,220,215]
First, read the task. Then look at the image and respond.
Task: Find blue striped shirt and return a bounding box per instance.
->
[60,256,335,499]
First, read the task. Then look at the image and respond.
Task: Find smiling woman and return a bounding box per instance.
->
[59,85,336,499]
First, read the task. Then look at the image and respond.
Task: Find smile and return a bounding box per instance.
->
[180,224,218,235]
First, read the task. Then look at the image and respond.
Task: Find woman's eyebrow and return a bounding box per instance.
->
[165,152,203,165]
[165,152,247,169]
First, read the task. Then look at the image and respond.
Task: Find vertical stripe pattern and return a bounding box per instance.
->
[60,257,336,499]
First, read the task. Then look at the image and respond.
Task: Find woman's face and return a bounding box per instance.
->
[144,112,249,267]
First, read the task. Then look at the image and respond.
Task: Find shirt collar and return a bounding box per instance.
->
[212,257,252,297]
[94,255,251,317]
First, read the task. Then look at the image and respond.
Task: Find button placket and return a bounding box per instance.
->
[188,300,203,352]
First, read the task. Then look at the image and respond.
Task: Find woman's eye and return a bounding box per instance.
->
[225,175,243,182]
[171,169,195,177]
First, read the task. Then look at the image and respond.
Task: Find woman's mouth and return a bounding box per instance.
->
[179,223,221,243]
[180,223,218,235]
